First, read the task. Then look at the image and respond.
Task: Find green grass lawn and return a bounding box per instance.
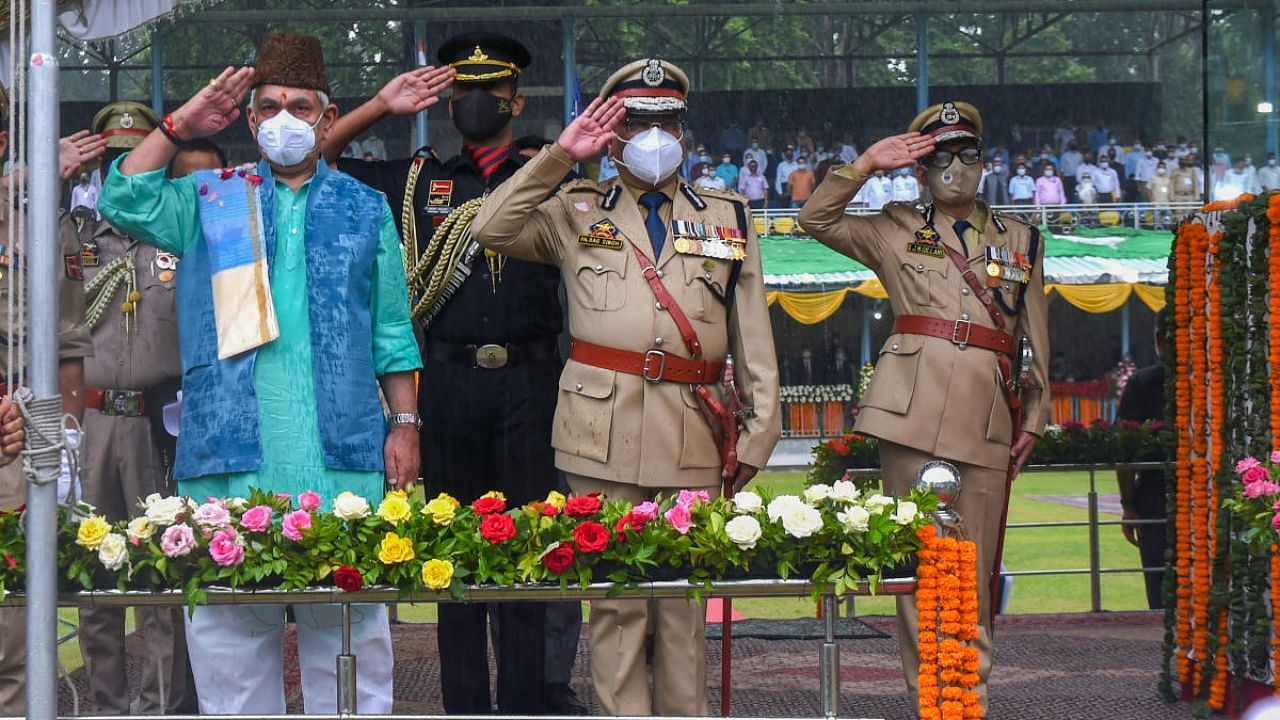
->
[54,469,1150,672]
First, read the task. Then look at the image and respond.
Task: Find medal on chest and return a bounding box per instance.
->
[671,219,746,261]
[80,238,100,267]
[984,245,1030,287]
[155,250,179,283]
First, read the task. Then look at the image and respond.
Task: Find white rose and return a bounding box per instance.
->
[781,504,824,539]
[892,501,919,526]
[767,495,805,523]
[126,517,155,543]
[837,506,871,532]
[864,494,895,513]
[97,533,129,571]
[732,491,763,514]
[803,484,832,503]
[141,493,162,509]
[725,515,763,549]
[830,480,860,503]
[144,496,188,527]
[227,497,249,512]
[332,491,371,521]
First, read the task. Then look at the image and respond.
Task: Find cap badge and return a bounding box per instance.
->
[120,112,134,129]
[940,102,960,125]
[468,46,490,63]
[641,59,666,87]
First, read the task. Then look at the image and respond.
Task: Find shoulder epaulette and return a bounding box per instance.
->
[562,178,606,194]
[690,186,748,205]
[412,146,440,162]
[679,183,708,211]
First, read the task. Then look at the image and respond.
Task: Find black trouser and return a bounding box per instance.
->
[422,355,558,713]
[748,198,765,211]
[1133,473,1168,610]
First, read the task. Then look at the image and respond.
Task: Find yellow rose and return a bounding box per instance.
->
[377,491,412,525]
[420,558,454,590]
[544,490,566,510]
[125,517,155,543]
[481,490,506,502]
[422,496,456,526]
[76,515,111,550]
[436,492,460,510]
[377,532,416,564]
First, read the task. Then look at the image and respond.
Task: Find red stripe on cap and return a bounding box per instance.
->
[926,123,978,139]
[101,128,151,138]
[612,87,685,99]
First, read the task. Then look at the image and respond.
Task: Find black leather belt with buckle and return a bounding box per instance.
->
[426,336,558,369]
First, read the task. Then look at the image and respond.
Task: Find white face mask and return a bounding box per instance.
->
[1044,169,1054,176]
[256,109,322,168]
[616,127,684,186]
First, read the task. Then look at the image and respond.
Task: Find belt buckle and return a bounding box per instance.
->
[952,318,972,349]
[642,349,667,383]
[474,344,509,369]
[104,389,141,416]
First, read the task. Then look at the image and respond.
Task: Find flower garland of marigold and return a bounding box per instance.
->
[1172,220,1196,684]
[1189,219,1210,695]
[1206,230,1229,711]
[915,525,982,720]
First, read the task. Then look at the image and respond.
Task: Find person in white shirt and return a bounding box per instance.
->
[774,154,798,205]
[855,170,894,210]
[1075,153,1100,188]
[1092,158,1121,202]
[1216,158,1262,199]
[69,171,99,221]
[1099,137,1124,166]
[693,165,726,191]
[1259,153,1280,192]
[1242,155,1261,194]
[1125,142,1146,177]
[1008,164,1036,205]
[1077,172,1098,204]
[891,168,920,203]
[742,142,768,173]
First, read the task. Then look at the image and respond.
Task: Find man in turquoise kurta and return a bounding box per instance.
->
[97,33,420,715]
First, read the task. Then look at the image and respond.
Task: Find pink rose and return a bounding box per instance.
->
[275,492,293,503]
[160,524,196,558]
[240,505,273,533]
[298,491,322,512]
[1271,451,1280,464]
[1244,481,1280,499]
[633,501,660,521]
[677,489,711,508]
[208,528,245,567]
[281,510,312,541]
[192,501,231,529]
[1272,512,1280,531]
[664,503,693,535]
[1237,457,1263,475]
[1244,465,1271,486]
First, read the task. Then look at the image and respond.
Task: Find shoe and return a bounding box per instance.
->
[541,683,588,715]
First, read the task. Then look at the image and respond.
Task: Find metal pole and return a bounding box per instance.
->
[150,28,164,116]
[819,594,839,720]
[860,303,872,366]
[336,603,357,715]
[915,14,929,113]
[26,0,62,718]
[562,17,577,128]
[413,20,429,150]
[1264,3,1277,155]
[1200,0,1210,203]
[1120,299,1131,358]
[1087,468,1102,612]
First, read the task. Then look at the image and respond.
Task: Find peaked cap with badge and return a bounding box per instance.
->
[92,101,159,150]
[908,100,983,144]
[437,32,531,84]
[599,58,690,115]
[253,32,331,94]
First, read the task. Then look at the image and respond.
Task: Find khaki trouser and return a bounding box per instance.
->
[879,440,1007,714]
[78,411,196,714]
[0,460,24,716]
[566,474,718,717]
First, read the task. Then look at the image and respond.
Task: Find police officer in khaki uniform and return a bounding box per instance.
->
[798,102,1050,713]
[76,101,202,715]
[471,59,781,716]
[0,81,97,716]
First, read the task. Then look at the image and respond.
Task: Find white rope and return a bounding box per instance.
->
[13,387,80,495]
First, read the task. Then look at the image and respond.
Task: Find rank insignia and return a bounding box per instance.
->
[64,253,83,281]
[914,226,941,244]
[908,242,945,258]
[427,180,453,208]
[80,239,100,267]
[587,219,619,240]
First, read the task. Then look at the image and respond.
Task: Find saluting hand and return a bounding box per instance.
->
[59,130,107,180]
[853,132,935,176]
[556,97,626,163]
[0,397,24,467]
[377,66,455,116]
[171,66,257,141]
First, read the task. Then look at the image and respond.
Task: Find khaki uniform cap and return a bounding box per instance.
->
[599,58,690,114]
[909,101,983,144]
[91,101,159,150]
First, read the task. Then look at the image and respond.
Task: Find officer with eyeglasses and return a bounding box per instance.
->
[798,100,1050,716]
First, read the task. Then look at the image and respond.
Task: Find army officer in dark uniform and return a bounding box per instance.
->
[322,33,579,716]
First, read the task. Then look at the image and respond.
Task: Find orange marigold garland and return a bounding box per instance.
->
[1172,220,1196,684]
[916,525,982,720]
[1206,231,1230,711]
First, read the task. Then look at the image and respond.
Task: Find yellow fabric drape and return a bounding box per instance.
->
[767,281,889,324]
[1130,283,1167,312]
[1045,283,1134,313]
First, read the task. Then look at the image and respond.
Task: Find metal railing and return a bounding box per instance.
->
[753,201,1202,234]
[2,578,915,720]
[844,461,1166,613]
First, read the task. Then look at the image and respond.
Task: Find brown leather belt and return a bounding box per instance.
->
[570,338,724,385]
[892,314,1014,356]
[86,388,147,417]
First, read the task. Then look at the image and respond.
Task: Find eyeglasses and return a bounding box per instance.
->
[923,147,983,169]
[620,116,685,136]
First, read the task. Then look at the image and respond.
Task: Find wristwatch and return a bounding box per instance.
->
[388,412,422,430]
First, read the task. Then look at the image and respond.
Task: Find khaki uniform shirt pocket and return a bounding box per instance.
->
[680,255,733,324]
[573,250,628,311]
[898,256,950,308]
[859,334,925,415]
[985,369,1014,444]
[552,362,617,463]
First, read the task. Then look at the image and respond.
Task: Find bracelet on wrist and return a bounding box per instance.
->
[159,114,192,147]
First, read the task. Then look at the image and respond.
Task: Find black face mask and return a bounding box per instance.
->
[451,90,513,142]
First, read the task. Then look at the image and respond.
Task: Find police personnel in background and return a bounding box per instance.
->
[470,59,781,716]
[798,101,1050,714]
[321,33,583,715]
[0,81,99,716]
[77,102,206,716]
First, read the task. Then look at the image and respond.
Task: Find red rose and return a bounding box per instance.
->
[565,494,602,518]
[334,565,364,592]
[472,496,507,515]
[480,513,517,544]
[542,544,576,574]
[2,554,15,570]
[573,520,610,554]
[614,512,649,541]
[828,439,850,456]
[539,502,559,517]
